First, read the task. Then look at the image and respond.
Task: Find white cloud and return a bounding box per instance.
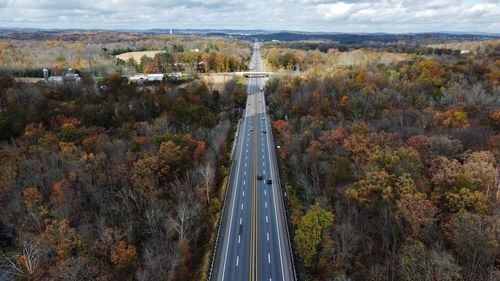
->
[319,2,357,19]
[0,0,498,32]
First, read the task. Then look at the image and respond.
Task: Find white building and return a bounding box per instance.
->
[147,74,164,81]
[130,74,148,81]
[129,73,164,82]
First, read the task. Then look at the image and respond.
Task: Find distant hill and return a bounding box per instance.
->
[0,28,498,45]
[235,32,500,44]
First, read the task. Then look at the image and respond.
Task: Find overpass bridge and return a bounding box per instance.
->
[241,72,273,78]
[199,72,275,79]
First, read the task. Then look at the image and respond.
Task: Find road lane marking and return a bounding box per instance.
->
[268,253,271,264]
[265,113,286,281]
[236,256,239,267]
[266,215,268,223]
[267,232,269,241]
[241,203,244,210]
[265,202,267,208]
[238,235,241,244]
[243,191,245,196]
[221,104,248,281]
[240,218,242,225]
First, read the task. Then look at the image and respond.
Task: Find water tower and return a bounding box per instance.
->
[43,68,49,82]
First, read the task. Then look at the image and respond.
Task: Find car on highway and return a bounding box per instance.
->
[266,179,272,184]
[262,130,266,134]
[257,175,263,180]
[250,128,253,131]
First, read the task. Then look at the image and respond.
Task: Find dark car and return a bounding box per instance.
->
[257,175,263,180]
[266,179,272,184]
[262,130,266,134]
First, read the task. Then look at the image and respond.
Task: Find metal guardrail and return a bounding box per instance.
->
[266,114,299,281]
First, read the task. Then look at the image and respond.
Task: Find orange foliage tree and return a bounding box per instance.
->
[43,219,80,259]
[111,240,137,270]
[433,109,470,128]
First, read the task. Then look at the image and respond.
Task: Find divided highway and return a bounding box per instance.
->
[210,43,295,281]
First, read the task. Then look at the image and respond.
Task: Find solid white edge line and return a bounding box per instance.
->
[265,104,286,281]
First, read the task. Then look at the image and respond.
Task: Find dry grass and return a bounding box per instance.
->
[428,40,500,54]
[115,50,166,63]
[15,77,44,83]
[199,73,236,92]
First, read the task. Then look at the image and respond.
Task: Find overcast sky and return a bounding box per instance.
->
[0,0,499,33]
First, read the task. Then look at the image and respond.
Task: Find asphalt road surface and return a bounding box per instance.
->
[211,42,295,281]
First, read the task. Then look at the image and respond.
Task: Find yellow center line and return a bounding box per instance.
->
[249,78,259,281]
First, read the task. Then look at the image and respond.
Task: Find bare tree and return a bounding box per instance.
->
[1,237,45,278]
[168,188,199,241]
[199,161,215,203]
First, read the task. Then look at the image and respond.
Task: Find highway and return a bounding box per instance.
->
[210,42,295,281]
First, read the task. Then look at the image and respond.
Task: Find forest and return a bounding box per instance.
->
[0,68,248,280]
[264,40,500,280]
[0,32,499,281]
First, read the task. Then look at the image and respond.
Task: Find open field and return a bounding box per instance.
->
[115,50,166,63]
[199,73,236,92]
[428,39,500,54]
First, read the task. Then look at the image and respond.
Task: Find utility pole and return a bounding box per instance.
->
[86,55,93,79]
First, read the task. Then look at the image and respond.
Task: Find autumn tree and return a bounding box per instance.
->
[1,237,46,279]
[444,212,499,280]
[111,240,137,270]
[294,203,334,269]
[433,109,470,128]
[22,186,45,232]
[396,193,437,240]
[43,219,80,259]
